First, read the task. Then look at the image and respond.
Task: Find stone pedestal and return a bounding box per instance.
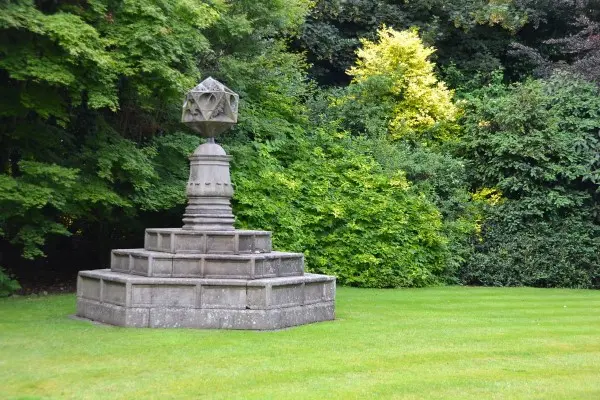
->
[76,229,335,329]
[182,143,235,231]
[76,77,335,329]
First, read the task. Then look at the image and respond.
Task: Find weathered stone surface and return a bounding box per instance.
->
[76,270,335,329]
[111,249,304,279]
[78,299,334,330]
[77,299,150,328]
[144,228,272,254]
[78,270,334,308]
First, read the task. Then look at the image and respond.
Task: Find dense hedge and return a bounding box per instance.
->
[459,74,600,288]
[232,129,450,288]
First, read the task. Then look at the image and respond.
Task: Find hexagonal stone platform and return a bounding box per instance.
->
[77,270,335,329]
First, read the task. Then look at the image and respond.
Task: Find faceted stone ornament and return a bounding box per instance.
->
[181,77,239,138]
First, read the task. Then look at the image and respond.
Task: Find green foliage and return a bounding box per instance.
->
[308,31,475,284]
[366,139,477,283]
[4,0,599,291]
[0,0,218,119]
[463,213,600,288]
[0,0,310,264]
[232,128,450,288]
[295,0,529,85]
[347,27,458,141]
[507,1,600,83]
[220,41,453,288]
[133,132,200,211]
[0,0,220,259]
[459,73,600,288]
[0,161,78,259]
[0,267,20,297]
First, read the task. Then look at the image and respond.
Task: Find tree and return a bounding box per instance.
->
[303,26,475,285]
[0,0,312,283]
[510,0,600,84]
[294,0,531,86]
[346,27,457,142]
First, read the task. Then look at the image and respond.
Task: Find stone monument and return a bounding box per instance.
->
[76,77,336,329]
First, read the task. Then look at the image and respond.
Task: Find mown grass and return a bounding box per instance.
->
[1,286,600,399]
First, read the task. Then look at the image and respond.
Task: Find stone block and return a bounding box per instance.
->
[203,257,251,279]
[77,298,149,327]
[78,276,101,301]
[110,252,130,273]
[78,300,334,330]
[201,280,247,309]
[246,286,268,309]
[271,284,304,308]
[254,254,303,278]
[279,302,335,329]
[131,285,153,306]
[103,281,126,306]
[206,234,235,253]
[172,258,202,277]
[150,285,197,307]
[144,228,272,254]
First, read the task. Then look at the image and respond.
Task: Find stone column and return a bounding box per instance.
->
[182,139,235,231]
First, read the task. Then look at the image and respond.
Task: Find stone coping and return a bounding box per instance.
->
[80,269,334,286]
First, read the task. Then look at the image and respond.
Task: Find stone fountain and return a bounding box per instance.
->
[75,78,336,329]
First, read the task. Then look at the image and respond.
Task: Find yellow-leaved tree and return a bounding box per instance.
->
[347,27,457,141]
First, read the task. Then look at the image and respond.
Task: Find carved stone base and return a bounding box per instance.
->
[76,270,335,330]
[183,147,235,231]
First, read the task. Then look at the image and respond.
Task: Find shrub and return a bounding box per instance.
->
[0,267,20,297]
[462,212,600,288]
[309,27,475,284]
[231,128,451,288]
[459,73,600,288]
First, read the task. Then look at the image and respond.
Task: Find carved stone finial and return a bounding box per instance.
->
[181,78,238,231]
[181,77,239,138]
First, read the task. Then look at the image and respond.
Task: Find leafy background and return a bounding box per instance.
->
[1,0,600,294]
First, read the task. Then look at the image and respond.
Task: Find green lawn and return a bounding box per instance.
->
[1,287,600,399]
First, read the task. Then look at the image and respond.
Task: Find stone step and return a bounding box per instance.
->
[76,270,336,329]
[111,249,304,279]
[145,228,272,254]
